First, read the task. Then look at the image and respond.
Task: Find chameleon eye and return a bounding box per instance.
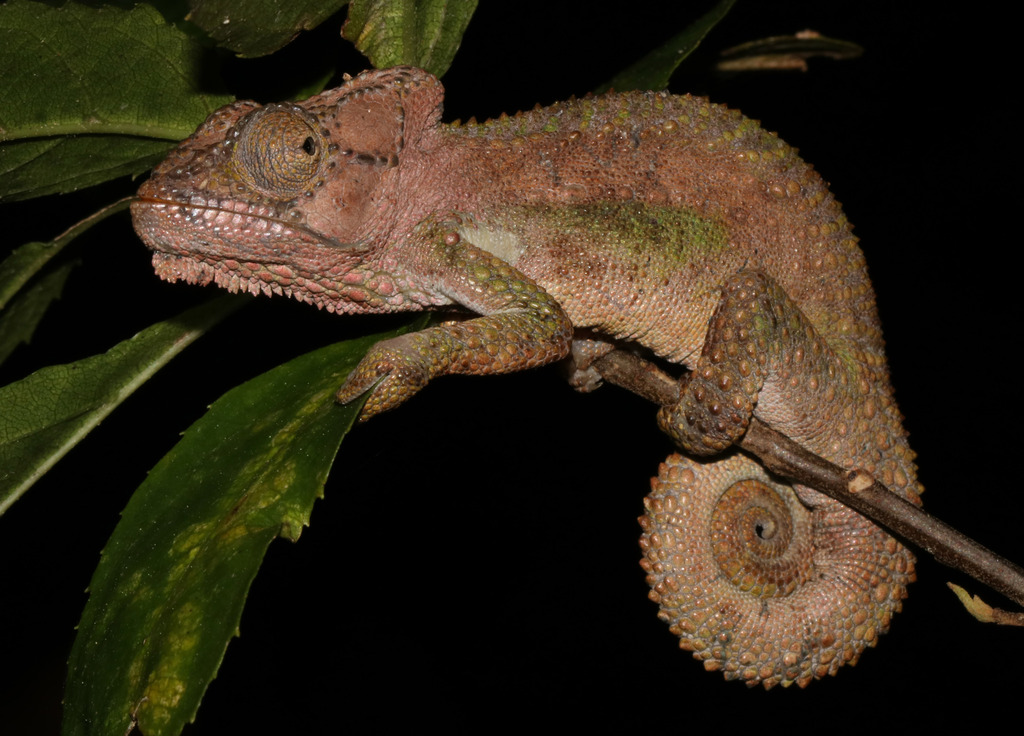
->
[232,106,326,199]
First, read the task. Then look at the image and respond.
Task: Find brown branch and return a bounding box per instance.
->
[590,349,1024,614]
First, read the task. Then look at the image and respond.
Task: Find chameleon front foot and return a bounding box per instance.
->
[336,229,575,420]
[639,452,915,688]
[336,334,435,420]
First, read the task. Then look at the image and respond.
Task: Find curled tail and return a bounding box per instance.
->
[639,452,915,688]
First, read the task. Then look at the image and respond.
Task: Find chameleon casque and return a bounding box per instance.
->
[131,66,920,688]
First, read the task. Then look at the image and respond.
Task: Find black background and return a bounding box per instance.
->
[2,2,1021,733]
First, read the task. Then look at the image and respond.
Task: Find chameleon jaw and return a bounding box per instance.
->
[136,194,440,316]
[133,194,372,312]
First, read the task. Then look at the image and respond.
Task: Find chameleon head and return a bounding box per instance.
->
[131,67,446,313]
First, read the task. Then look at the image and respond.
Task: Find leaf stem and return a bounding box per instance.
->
[0,196,133,310]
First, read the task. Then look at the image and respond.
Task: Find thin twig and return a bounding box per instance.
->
[590,349,1024,612]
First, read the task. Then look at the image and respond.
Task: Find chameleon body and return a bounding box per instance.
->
[132,67,920,688]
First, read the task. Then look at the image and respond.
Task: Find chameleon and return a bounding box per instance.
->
[131,66,920,688]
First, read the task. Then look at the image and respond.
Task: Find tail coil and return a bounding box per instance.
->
[639,452,915,688]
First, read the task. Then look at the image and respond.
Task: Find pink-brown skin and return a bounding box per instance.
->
[132,67,920,688]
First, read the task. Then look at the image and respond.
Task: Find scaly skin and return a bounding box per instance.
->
[132,66,920,687]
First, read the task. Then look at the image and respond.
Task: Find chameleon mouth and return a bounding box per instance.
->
[131,194,337,254]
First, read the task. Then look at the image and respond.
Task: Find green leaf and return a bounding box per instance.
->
[342,0,477,77]
[597,0,738,93]
[0,1,233,200]
[0,197,132,311]
[0,297,242,516]
[61,328,410,736]
[0,137,179,203]
[0,261,75,367]
[187,0,349,57]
